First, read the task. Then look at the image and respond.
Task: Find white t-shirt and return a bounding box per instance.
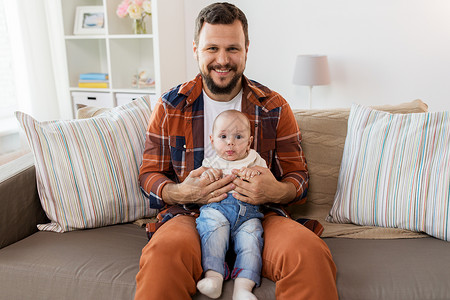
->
[203,89,243,159]
[202,149,267,175]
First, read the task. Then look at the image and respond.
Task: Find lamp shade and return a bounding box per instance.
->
[293,55,330,86]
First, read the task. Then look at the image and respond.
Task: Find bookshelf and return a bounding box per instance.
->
[46,0,187,118]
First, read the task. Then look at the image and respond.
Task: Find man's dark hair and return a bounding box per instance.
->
[194,2,249,46]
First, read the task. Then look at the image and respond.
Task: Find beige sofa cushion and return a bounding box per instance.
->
[76,104,111,119]
[288,99,429,238]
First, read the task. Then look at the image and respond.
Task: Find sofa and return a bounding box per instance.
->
[1,99,449,300]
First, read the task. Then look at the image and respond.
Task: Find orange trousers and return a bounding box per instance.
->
[135,214,338,300]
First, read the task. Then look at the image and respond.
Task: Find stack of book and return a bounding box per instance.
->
[78,73,109,88]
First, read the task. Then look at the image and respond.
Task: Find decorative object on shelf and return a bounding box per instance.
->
[73,6,105,35]
[293,54,330,109]
[132,71,155,89]
[116,0,152,34]
[78,73,109,88]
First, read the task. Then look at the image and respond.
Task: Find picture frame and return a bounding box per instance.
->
[73,6,106,35]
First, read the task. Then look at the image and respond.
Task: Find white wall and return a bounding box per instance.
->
[184,0,450,111]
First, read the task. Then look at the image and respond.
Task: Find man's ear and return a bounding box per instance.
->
[244,40,250,60]
[193,40,198,60]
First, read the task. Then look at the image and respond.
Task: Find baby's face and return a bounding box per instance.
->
[210,113,252,161]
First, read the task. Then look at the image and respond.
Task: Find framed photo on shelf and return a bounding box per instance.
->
[73,6,105,35]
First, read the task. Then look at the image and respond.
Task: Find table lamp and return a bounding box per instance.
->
[293,54,330,108]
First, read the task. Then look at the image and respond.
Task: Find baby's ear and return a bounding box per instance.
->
[248,136,254,147]
[209,134,214,144]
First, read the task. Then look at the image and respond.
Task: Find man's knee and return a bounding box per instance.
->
[263,215,333,266]
[136,216,204,299]
[142,216,201,264]
[261,216,336,289]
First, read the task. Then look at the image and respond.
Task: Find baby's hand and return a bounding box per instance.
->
[200,168,223,182]
[237,167,261,181]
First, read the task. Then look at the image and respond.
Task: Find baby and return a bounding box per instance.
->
[196,110,267,300]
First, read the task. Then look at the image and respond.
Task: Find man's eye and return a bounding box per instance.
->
[208,47,218,51]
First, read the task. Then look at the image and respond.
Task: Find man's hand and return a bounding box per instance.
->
[231,166,297,205]
[162,167,236,205]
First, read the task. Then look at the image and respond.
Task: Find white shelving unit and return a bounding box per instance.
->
[46,0,187,118]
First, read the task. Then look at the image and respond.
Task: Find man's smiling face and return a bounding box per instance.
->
[193,20,248,100]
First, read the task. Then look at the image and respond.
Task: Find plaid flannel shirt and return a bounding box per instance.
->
[139,74,309,211]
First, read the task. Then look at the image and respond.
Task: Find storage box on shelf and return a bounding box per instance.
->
[47,0,186,118]
[115,93,158,109]
[72,92,114,113]
[72,92,158,112]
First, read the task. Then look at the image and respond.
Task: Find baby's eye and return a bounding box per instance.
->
[236,134,242,139]
[220,134,227,139]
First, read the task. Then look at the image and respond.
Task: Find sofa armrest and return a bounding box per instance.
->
[0,153,48,249]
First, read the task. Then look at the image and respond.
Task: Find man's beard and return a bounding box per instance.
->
[201,64,242,95]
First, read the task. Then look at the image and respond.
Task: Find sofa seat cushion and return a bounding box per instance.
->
[324,237,450,300]
[0,224,147,300]
[0,223,275,300]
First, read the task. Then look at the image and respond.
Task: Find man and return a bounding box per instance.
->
[135,3,338,299]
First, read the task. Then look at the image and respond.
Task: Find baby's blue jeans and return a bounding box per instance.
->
[196,194,264,286]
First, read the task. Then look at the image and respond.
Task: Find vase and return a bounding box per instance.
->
[133,18,146,34]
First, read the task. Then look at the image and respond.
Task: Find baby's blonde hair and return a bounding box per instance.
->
[212,110,251,134]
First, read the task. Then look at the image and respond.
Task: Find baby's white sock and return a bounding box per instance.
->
[233,277,257,300]
[197,270,224,299]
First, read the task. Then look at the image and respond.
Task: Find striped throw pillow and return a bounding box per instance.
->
[15,96,157,232]
[327,104,450,241]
